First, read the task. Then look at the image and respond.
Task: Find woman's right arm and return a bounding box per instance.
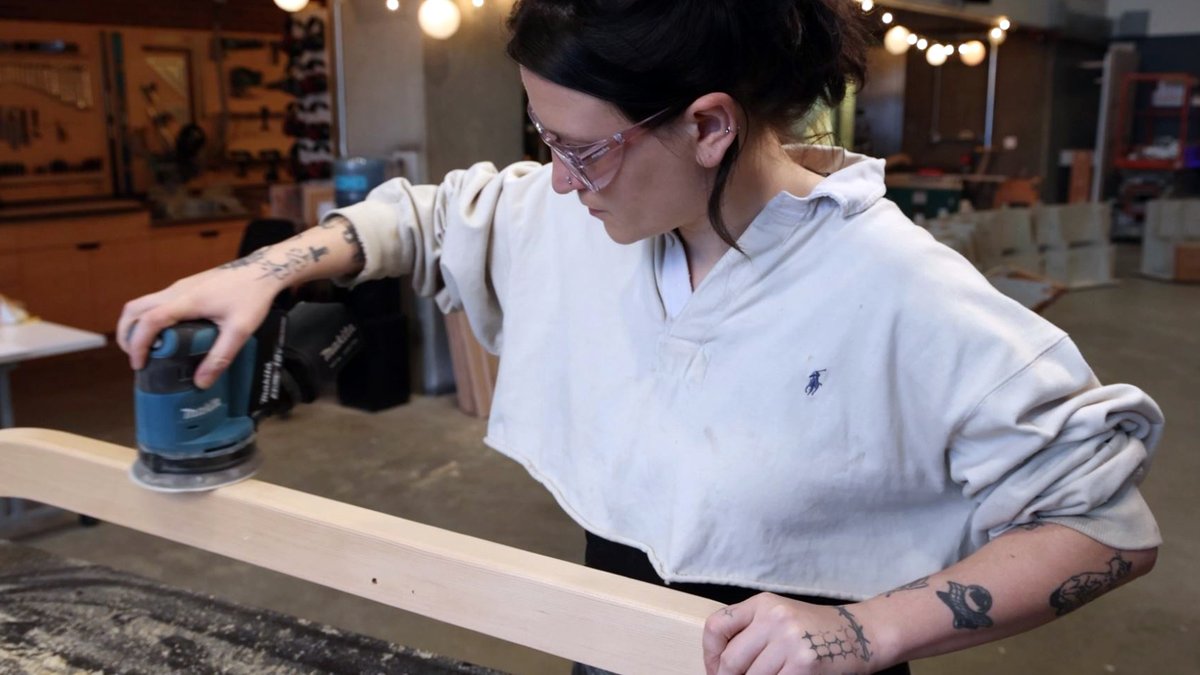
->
[117,216,366,388]
[119,160,548,388]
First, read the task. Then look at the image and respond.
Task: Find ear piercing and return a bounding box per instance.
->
[724,126,732,135]
[567,175,574,185]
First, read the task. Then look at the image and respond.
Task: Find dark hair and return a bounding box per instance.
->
[506,0,870,249]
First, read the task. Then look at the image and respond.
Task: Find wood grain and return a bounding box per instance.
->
[0,428,721,674]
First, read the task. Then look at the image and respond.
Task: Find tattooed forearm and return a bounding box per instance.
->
[1049,552,1131,616]
[343,222,366,268]
[884,576,930,597]
[256,247,321,281]
[803,607,872,664]
[937,581,994,630]
[219,247,268,270]
[836,607,872,661]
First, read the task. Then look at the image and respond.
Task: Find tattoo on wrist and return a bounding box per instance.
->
[937,581,994,630]
[219,247,268,270]
[343,222,366,268]
[803,607,872,664]
[1049,552,1131,616]
[884,576,930,597]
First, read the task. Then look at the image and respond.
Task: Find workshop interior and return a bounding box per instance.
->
[0,0,1196,674]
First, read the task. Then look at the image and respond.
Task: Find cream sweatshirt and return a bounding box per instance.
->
[325,147,1162,601]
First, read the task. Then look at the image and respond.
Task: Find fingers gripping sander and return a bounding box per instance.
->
[131,303,361,492]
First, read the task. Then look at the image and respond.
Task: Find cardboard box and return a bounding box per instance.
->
[1176,242,1200,283]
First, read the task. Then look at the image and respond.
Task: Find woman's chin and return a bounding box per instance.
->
[602,221,643,246]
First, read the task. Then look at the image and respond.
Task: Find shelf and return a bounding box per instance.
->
[1113,158,1194,171]
[0,171,106,186]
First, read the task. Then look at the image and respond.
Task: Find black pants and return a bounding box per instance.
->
[573,532,911,675]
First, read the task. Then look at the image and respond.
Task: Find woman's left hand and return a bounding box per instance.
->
[702,593,878,675]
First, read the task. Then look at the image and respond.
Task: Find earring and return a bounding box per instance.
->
[567,175,574,185]
[724,126,733,135]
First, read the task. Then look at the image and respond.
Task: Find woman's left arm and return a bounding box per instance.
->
[703,522,1157,675]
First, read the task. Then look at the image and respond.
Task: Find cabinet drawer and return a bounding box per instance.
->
[7,211,151,252]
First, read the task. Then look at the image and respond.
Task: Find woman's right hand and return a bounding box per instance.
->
[117,262,284,389]
[118,216,368,388]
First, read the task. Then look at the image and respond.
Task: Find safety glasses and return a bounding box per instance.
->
[527,104,670,192]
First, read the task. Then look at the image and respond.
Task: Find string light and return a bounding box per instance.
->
[472,0,484,6]
[926,44,948,66]
[872,5,1006,65]
[386,0,399,10]
[960,40,987,66]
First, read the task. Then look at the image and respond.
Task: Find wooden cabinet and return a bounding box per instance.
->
[0,210,250,333]
[92,238,160,330]
[152,222,245,285]
[17,246,92,326]
[0,252,22,300]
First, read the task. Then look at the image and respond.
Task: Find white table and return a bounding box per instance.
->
[0,321,106,538]
[0,320,106,428]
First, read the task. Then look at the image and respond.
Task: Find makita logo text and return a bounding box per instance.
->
[320,325,357,363]
[181,398,222,420]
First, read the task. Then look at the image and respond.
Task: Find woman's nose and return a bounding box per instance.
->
[550,155,582,195]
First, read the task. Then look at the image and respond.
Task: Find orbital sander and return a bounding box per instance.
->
[131,302,361,492]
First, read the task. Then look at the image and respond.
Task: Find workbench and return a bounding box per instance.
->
[0,540,504,675]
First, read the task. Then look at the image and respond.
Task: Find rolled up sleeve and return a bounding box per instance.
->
[321,160,547,354]
[949,336,1164,551]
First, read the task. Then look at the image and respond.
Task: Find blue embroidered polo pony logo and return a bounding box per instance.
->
[806,370,827,396]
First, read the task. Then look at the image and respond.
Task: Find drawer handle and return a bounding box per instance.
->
[75,242,101,251]
[199,230,220,239]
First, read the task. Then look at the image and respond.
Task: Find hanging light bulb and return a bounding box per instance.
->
[472,0,483,6]
[882,12,893,24]
[274,0,309,11]
[386,0,400,10]
[959,40,987,66]
[999,17,1012,31]
[861,0,874,12]
[989,26,1007,45]
[917,38,928,50]
[418,0,461,39]
[927,44,948,66]
[906,33,919,45]
[884,26,912,55]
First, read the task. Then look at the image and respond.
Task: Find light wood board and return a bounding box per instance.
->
[0,428,721,674]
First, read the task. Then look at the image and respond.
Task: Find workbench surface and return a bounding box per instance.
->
[0,541,505,674]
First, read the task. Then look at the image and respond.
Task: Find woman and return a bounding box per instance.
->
[118,1,1162,673]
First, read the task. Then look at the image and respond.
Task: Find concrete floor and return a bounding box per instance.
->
[5,245,1198,674]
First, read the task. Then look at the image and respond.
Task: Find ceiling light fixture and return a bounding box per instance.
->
[274,0,309,12]
[418,0,461,39]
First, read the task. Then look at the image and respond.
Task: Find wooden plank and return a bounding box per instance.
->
[0,428,720,674]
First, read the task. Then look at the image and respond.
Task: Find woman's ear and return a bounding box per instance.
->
[686,93,739,169]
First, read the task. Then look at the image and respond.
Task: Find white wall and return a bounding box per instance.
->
[339,0,426,160]
[337,0,522,181]
[1108,0,1200,36]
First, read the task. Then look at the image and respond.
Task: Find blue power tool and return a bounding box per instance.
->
[131,303,361,492]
